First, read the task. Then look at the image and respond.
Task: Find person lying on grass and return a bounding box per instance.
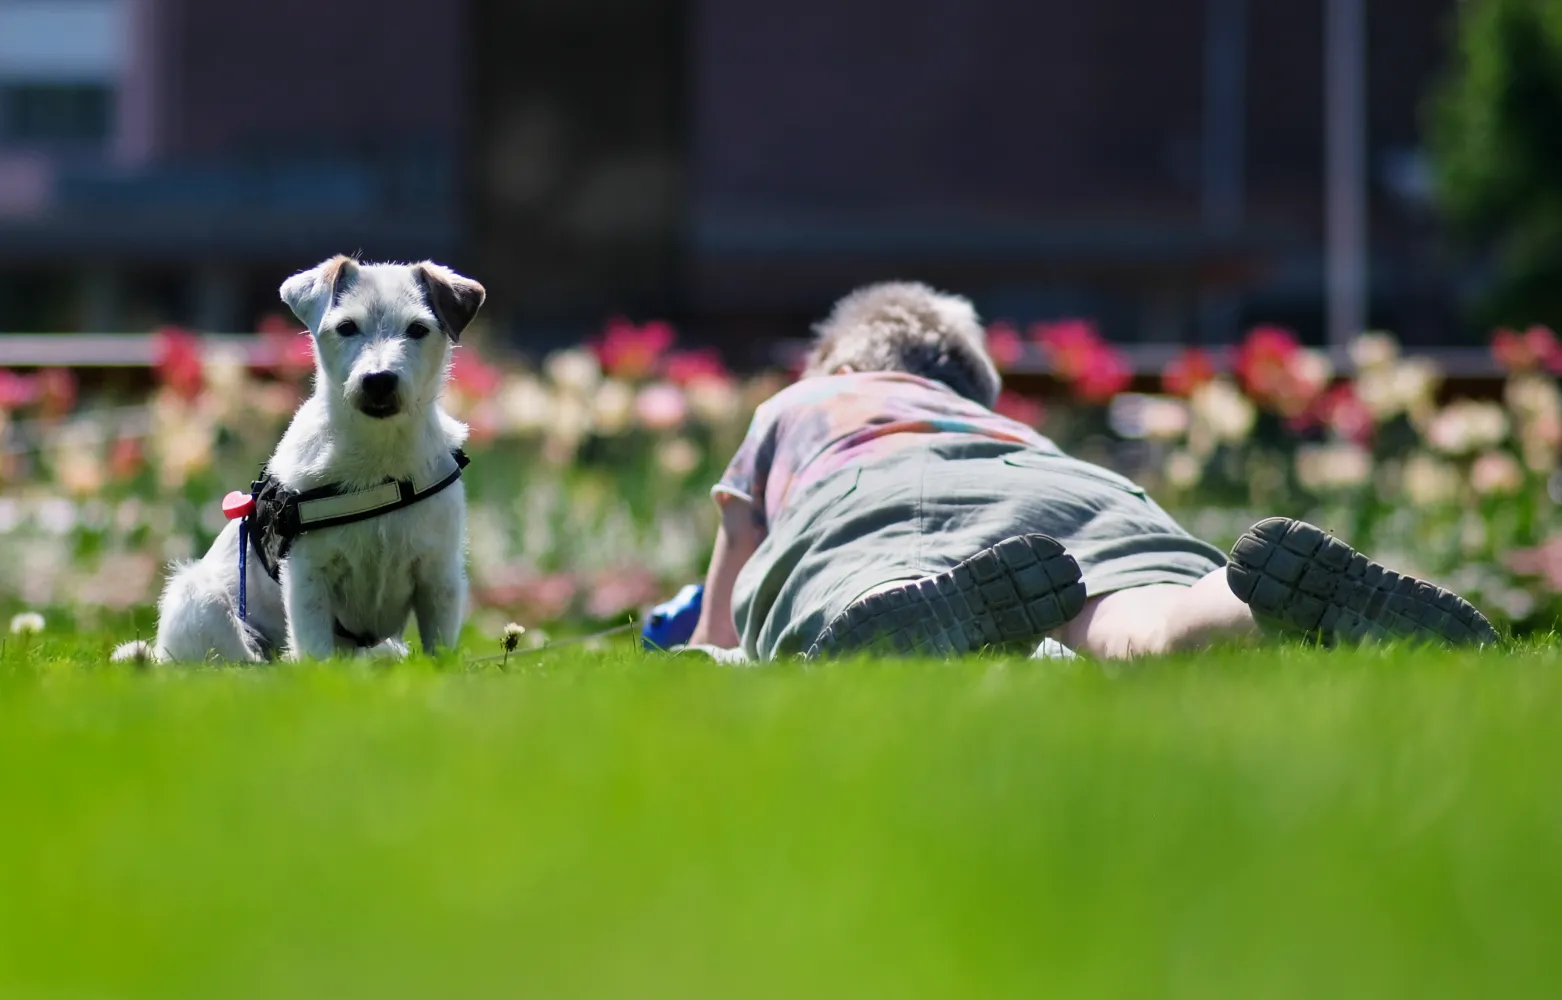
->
[685,282,1501,661]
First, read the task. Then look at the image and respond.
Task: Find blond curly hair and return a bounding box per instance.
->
[802,282,1001,407]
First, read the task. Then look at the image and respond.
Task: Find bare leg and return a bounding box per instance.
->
[1055,569,1259,660]
[1057,517,1503,660]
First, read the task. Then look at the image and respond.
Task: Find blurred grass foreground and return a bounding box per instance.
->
[1,639,1559,999]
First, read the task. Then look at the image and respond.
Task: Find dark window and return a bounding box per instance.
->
[0,83,114,146]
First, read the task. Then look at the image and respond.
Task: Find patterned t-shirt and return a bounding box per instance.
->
[714,371,1059,528]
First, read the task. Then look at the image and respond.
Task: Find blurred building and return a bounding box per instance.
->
[2,0,1466,353]
[471,0,1463,355]
[0,0,461,334]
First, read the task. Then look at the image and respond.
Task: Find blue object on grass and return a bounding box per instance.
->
[642,584,704,650]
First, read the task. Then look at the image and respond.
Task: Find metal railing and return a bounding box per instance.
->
[0,332,1505,378]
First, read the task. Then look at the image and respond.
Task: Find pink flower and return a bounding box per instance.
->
[1162,349,1218,397]
[985,323,1026,371]
[154,326,204,401]
[662,347,730,387]
[634,382,688,431]
[465,401,502,447]
[1492,326,1562,374]
[0,370,38,410]
[450,348,502,398]
[994,390,1045,428]
[1508,535,1562,593]
[585,567,662,620]
[592,318,676,380]
[475,567,578,622]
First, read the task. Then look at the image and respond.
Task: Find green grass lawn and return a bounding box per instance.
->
[2,635,1560,999]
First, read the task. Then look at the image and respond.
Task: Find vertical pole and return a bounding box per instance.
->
[1325,0,1368,356]
[1201,0,1247,344]
[115,0,162,167]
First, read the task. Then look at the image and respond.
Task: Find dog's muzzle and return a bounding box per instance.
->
[356,371,401,418]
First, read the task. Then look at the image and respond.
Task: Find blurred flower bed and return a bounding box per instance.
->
[2,313,1561,637]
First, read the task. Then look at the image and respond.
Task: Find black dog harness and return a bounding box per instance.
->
[234,449,469,648]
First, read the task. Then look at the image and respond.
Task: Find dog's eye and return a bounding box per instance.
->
[406,323,430,340]
[336,320,360,337]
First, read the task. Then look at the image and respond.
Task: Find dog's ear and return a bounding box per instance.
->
[415,263,486,343]
[279,255,359,334]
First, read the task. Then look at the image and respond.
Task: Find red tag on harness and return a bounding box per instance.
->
[222,491,256,520]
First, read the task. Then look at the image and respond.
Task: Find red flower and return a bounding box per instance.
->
[153,326,204,401]
[662,347,730,386]
[1492,326,1562,374]
[35,368,77,418]
[592,318,676,380]
[109,435,144,480]
[985,323,1026,371]
[0,370,38,411]
[1031,319,1132,402]
[255,312,314,378]
[1162,348,1218,397]
[450,348,502,397]
[1232,325,1327,416]
[1310,382,1375,445]
[1233,325,1300,399]
[994,390,1045,428]
[1031,319,1104,381]
[1075,349,1133,403]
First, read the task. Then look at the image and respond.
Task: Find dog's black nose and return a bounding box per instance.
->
[361,371,399,402]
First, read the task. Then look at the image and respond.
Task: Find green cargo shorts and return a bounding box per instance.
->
[732,437,1228,660]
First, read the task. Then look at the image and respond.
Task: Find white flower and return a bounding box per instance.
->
[9,612,45,635]
[591,379,635,436]
[498,375,555,436]
[687,378,741,426]
[655,437,702,478]
[1295,442,1373,494]
[1292,349,1334,401]
[1402,452,1463,507]
[544,348,602,395]
[1189,378,1256,445]
[1349,332,1400,372]
[1505,373,1562,422]
[1471,451,1524,497]
[49,421,107,498]
[1164,450,1204,490]
[203,344,251,402]
[1356,357,1441,421]
[501,622,527,653]
[1425,401,1509,456]
[542,394,593,464]
[1108,394,1190,441]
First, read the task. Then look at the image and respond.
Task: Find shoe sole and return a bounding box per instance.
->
[1227,517,1501,647]
[807,534,1087,658]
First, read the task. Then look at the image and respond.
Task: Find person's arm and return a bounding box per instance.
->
[688,497,766,649]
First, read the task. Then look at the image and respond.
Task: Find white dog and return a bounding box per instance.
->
[114,255,486,663]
